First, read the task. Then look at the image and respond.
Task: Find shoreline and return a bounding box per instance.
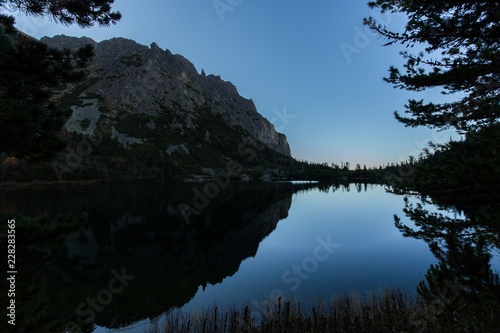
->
[0,177,174,188]
[0,176,382,189]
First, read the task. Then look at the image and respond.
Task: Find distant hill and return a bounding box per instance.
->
[7,35,296,181]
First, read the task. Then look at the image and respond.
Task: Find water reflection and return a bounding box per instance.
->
[0,182,320,331]
[391,188,500,331]
[0,181,439,333]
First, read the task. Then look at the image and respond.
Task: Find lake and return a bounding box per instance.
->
[1,182,498,332]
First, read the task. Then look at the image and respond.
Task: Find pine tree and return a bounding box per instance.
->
[366,1,500,196]
[0,1,120,161]
[364,1,500,133]
[368,2,500,329]
[1,0,121,27]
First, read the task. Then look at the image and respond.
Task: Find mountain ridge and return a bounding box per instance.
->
[0,34,302,181]
[42,35,291,156]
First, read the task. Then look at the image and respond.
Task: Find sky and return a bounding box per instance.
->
[11,0,458,167]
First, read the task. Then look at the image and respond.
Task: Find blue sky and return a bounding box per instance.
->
[12,0,457,167]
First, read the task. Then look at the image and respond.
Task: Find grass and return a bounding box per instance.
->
[147,290,419,333]
[120,54,143,67]
[147,287,500,333]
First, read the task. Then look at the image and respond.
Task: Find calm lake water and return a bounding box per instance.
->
[2,182,497,332]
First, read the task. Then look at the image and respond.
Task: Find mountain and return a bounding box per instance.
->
[32,35,293,181]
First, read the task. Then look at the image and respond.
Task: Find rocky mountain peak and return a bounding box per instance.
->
[41,35,291,159]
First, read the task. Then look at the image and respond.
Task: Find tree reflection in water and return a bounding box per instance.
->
[393,191,500,332]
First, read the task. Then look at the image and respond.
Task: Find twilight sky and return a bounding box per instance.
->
[12,0,457,167]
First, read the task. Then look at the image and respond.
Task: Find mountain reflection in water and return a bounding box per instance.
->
[0,182,319,330]
[2,181,497,332]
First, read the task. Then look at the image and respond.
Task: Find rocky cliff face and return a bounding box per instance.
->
[42,35,291,156]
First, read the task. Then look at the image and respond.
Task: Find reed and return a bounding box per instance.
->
[150,289,424,333]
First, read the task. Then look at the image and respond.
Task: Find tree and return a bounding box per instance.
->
[367,2,500,330]
[1,0,121,27]
[0,1,120,161]
[365,0,500,194]
[364,1,500,133]
[395,201,500,331]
